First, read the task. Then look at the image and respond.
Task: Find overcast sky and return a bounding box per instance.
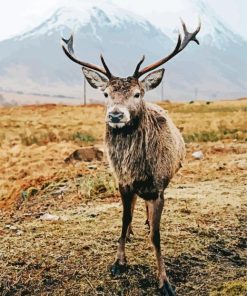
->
[0,0,246,41]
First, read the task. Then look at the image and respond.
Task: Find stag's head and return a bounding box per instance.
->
[61,19,200,128]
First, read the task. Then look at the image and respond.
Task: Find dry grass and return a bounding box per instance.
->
[158,100,247,142]
[0,99,246,296]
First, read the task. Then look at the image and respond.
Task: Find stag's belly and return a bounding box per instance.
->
[132,177,170,200]
[107,148,170,200]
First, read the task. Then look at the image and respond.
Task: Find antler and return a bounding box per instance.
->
[61,34,112,79]
[133,18,201,78]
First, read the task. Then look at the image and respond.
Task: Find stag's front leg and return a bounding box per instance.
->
[126,194,137,241]
[147,195,176,296]
[111,186,135,276]
[145,201,150,230]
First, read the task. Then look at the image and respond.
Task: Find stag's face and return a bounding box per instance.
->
[82,68,164,128]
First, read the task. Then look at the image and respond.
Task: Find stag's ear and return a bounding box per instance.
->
[82,67,108,90]
[141,69,165,91]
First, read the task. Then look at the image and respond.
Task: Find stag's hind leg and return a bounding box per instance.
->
[111,186,135,276]
[147,194,176,296]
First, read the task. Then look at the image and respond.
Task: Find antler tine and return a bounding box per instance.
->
[179,17,201,48]
[195,16,202,33]
[61,34,111,78]
[133,55,145,78]
[135,18,201,78]
[135,33,182,78]
[180,18,188,34]
[100,54,112,78]
[61,33,75,54]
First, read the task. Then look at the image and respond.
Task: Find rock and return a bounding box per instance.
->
[213,145,225,152]
[60,216,69,221]
[10,145,21,157]
[39,213,60,221]
[5,224,18,230]
[39,213,69,221]
[64,145,104,163]
[16,230,23,236]
[235,159,247,170]
[87,164,97,170]
[192,151,204,160]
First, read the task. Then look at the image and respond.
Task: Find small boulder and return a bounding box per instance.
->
[39,213,68,221]
[39,213,60,221]
[64,146,104,163]
[192,151,203,160]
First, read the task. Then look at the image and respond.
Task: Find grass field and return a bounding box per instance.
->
[0,99,246,296]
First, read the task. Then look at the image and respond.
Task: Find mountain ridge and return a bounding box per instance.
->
[0,0,246,104]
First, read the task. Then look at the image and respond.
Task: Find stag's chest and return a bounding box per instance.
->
[106,140,163,199]
[105,128,152,185]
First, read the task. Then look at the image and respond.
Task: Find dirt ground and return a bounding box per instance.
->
[0,100,246,295]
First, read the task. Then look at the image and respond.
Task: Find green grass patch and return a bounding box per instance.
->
[183,131,220,143]
[19,131,95,146]
[75,172,117,200]
[210,280,247,296]
[183,129,247,143]
[72,132,95,143]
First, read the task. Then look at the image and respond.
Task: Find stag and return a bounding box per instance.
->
[61,19,200,296]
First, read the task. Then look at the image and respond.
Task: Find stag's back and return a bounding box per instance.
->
[145,103,185,180]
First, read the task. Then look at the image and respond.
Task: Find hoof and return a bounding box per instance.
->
[126,232,133,243]
[160,282,176,296]
[126,236,131,243]
[145,219,150,230]
[110,260,127,276]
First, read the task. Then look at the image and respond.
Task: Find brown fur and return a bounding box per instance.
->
[103,81,185,294]
[105,101,185,199]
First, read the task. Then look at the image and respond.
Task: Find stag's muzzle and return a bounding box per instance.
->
[106,106,130,128]
[108,111,124,123]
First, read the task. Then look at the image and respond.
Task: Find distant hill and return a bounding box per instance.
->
[0,0,246,104]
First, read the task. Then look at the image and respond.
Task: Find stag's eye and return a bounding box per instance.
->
[104,92,108,98]
[134,93,140,98]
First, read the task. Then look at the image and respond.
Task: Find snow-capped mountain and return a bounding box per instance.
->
[16,0,150,41]
[157,0,245,48]
[156,0,247,99]
[0,0,246,104]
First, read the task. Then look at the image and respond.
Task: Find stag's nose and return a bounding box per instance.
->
[108,111,124,123]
